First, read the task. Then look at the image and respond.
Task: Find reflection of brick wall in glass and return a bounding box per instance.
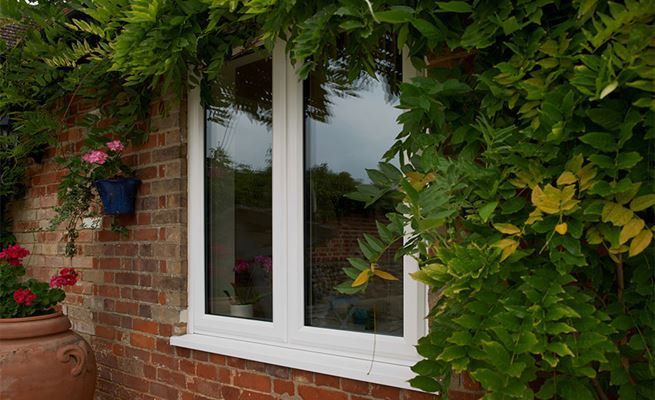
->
[304,39,404,336]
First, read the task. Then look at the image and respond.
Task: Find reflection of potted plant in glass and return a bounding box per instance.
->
[0,243,96,400]
[224,256,272,318]
[51,139,139,257]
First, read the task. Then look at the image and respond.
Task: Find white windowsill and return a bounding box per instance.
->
[170,333,419,391]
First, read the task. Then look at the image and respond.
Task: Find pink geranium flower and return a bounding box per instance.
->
[0,244,30,267]
[233,259,250,273]
[255,255,272,273]
[106,140,124,152]
[13,288,37,305]
[50,268,79,288]
[81,150,109,165]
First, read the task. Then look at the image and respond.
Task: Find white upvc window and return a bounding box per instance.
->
[172,41,426,389]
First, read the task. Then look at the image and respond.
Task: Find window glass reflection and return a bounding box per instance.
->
[205,53,273,321]
[304,42,404,336]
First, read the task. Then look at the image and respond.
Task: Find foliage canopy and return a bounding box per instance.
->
[1,0,654,398]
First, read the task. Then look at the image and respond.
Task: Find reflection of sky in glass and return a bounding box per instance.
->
[206,111,271,171]
[306,82,400,183]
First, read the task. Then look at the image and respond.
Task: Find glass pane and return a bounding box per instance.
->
[205,53,273,321]
[304,42,404,336]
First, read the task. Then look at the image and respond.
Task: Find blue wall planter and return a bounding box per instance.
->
[95,178,140,215]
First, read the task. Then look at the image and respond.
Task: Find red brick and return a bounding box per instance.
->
[130,333,155,349]
[179,359,196,375]
[273,379,294,396]
[115,301,139,315]
[133,319,158,334]
[95,326,116,339]
[234,372,271,393]
[157,368,186,387]
[152,353,177,370]
[298,385,348,400]
[403,390,441,400]
[371,383,401,400]
[239,391,275,400]
[315,373,340,388]
[292,369,314,384]
[149,382,179,399]
[196,363,217,380]
[221,386,240,400]
[447,390,484,400]
[341,378,370,395]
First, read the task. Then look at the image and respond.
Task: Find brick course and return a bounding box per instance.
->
[7,95,472,400]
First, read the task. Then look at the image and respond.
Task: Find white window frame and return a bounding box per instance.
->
[172,41,427,390]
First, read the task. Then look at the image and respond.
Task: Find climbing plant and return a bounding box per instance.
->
[0,0,653,398]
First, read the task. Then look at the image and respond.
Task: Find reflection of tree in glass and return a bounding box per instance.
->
[206,57,273,128]
[204,35,402,128]
[306,34,402,124]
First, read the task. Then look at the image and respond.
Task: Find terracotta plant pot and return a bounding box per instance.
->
[0,312,96,400]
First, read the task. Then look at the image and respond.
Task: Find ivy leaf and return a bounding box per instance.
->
[629,229,652,257]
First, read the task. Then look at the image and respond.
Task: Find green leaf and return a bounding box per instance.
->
[478,201,497,222]
[547,342,574,357]
[580,132,616,151]
[436,1,473,13]
[616,152,642,169]
[347,257,369,271]
[375,8,414,23]
[409,376,441,392]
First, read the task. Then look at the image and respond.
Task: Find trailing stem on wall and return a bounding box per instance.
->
[1,1,654,398]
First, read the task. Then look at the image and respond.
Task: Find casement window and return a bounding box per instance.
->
[172,41,426,389]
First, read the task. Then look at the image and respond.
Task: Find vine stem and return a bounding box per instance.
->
[591,377,609,400]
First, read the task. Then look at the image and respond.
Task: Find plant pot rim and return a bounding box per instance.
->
[95,177,140,183]
[0,311,71,340]
[0,310,62,323]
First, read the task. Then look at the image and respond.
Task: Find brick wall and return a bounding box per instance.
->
[8,95,480,400]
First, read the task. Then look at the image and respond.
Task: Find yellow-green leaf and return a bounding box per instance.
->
[565,154,584,173]
[629,229,653,257]
[602,202,634,226]
[493,223,521,235]
[373,269,399,281]
[495,239,519,261]
[619,218,645,245]
[555,223,568,235]
[526,209,543,225]
[531,185,560,214]
[586,227,602,245]
[600,80,618,99]
[629,194,655,212]
[352,270,371,287]
[577,164,597,192]
[557,171,577,186]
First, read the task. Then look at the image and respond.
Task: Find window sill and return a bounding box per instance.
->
[170,333,419,391]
